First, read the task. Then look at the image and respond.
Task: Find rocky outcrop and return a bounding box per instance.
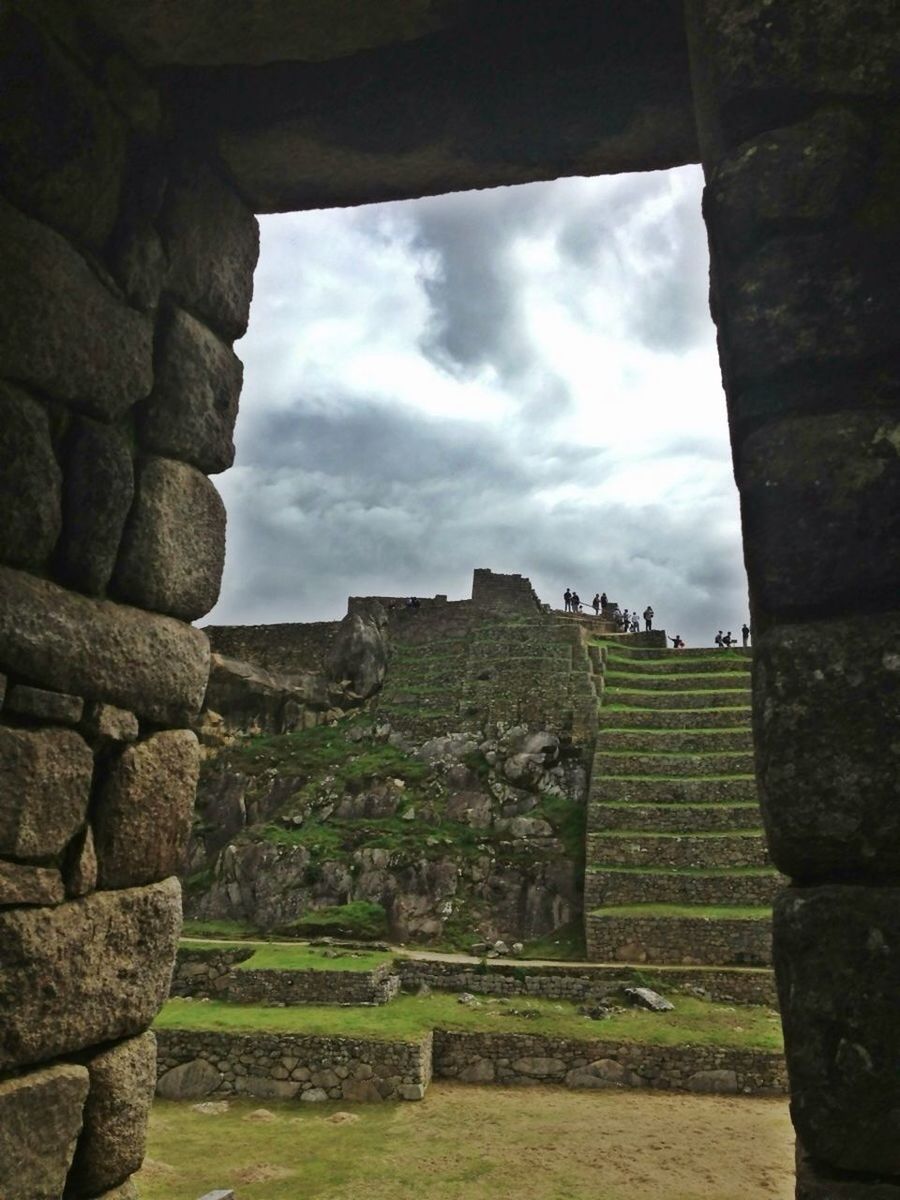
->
[326,601,389,700]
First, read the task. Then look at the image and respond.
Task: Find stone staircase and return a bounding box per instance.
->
[584,642,774,968]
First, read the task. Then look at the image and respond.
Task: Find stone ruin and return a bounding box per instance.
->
[0,3,898,1198]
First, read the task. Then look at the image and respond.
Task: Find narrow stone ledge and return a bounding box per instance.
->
[0,1063,89,1200]
[0,877,181,1069]
[0,566,210,726]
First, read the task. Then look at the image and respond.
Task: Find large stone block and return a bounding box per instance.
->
[0,198,153,419]
[0,382,62,569]
[0,1063,89,1200]
[705,109,870,254]
[754,616,900,880]
[6,684,84,725]
[113,456,226,621]
[0,859,64,906]
[0,726,93,860]
[155,1058,222,1100]
[0,566,210,725]
[0,10,125,249]
[95,730,199,889]
[774,886,900,1175]
[0,878,181,1069]
[739,412,900,616]
[140,306,243,473]
[59,418,135,595]
[161,164,259,341]
[68,1031,156,1197]
[725,233,900,384]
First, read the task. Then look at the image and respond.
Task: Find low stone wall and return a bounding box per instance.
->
[433,1031,786,1095]
[156,1030,431,1103]
[395,958,777,1007]
[172,947,400,1005]
[584,869,780,908]
[585,915,772,967]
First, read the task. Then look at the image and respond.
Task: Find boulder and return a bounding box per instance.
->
[113,456,226,621]
[156,1058,222,1101]
[510,1057,566,1078]
[687,1069,739,1094]
[5,684,84,725]
[0,566,210,725]
[94,730,199,888]
[0,1063,89,1200]
[0,878,181,1069]
[459,1059,495,1083]
[0,382,62,569]
[565,1059,640,1089]
[204,652,329,734]
[326,605,388,699]
[624,987,674,1012]
[81,702,140,745]
[69,1031,157,1196]
[299,1088,328,1103]
[0,726,93,860]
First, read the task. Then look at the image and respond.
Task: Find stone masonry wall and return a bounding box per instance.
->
[156,1030,431,1103]
[205,621,342,676]
[585,914,771,968]
[0,6,257,1197]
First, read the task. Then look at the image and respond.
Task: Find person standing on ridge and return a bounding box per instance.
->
[564,588,572,612]
[600,591,608,609]
[572,591,581,613]
[715,630,724,647]
[621,608,630,631]
[742,622,751,647]
[643,605,654,631]
[630,615,640,634]
[592,593,600,615]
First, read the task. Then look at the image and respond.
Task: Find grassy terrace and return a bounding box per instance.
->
[180,943,395,973]
[590,904,772,920]
[586,866,776,876]
[595,829,763,839]
[155,993,782,1052]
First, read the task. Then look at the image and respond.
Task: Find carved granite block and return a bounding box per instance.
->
[0,860,65,906]
[6,684,84,726]
[59,418,134,595]
[0,726,93,860]
[95,730,199,889]
[140,306,243,473]
[113,456,226,621]
[0,566,210,725]
[0,1063,89,1200]
[0,877,181,1069]
[81,701,140,745]
[0,382,62,570]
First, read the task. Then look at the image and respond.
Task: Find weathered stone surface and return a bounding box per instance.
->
[59,418,135,595]
[774,886,900,1174]
[0,859,64,906]
[726,234,900,383]
[90,1181,139,1200]
[0,382,62,568]
[0,197,153,419]
[754,616,900,879]
[510,1056,566,1078]
[69,1032,157,1197]
[204,652,330,736]
[0,10,125,248]
[95,730,200,889]
[0,566,210,725]
[687,1068,738,1094]
[796,1142,900,1200]
[706,109,870,253]
[81,701,140,745]
[140,307,243,474]
[740,414,900,617]
[0,1063,89,1200]
[113,457,226,621]
[235,1076,301,1100]
[161,165,259,340]
[0,878,181,1069]
[0,726,93,859]
[65,824,98,898]
[6,684,84,725]
[565,1059,639,1089]
[326,605,389,699]
[156,1058,222,1100]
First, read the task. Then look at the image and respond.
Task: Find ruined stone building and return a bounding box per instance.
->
[0,3,898,1198]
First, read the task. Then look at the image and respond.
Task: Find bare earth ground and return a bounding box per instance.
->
[140,1084,794,1200]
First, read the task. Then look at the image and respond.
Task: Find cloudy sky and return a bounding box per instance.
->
[206,164,750,648]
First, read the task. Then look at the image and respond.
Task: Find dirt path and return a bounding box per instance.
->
[142,1084,794,1200]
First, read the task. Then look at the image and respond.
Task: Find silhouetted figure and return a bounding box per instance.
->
[564,588,572,612]
[621,608,630,631]
[600,592,608,609]
[572,591,581,613]
[592,593,600,615]
[742,623,751,647]
[630,616,639,634]
[669,634,685,649]
[643,606,654,631]
[723,630,735,647]
[715,630,724,647]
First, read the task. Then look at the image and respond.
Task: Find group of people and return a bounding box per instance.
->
[562,589,655,632]
[563,588,603,615]
[715,624,751,648]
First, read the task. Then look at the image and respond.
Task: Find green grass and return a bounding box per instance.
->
[587,865,776,877]
[233,944,393,972]
[589,903,772,920]
[275,902,389,941]
[155,991,782,1051]
[181,919,260,940]
[520,918,586,960]
[600,705,750,714]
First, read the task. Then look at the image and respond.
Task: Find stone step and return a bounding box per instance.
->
[585,907,772,967]
[586,831,769,871]
[604,688,751,709]
[597,728,753,753]
[593,750,755,777]
[592,777,758,804]
[589,801,763,833]
[585,867,781,909]
[601,645,752,662]
[597,707,751,730]
[604,670,751,692]
[604,655,751,676]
